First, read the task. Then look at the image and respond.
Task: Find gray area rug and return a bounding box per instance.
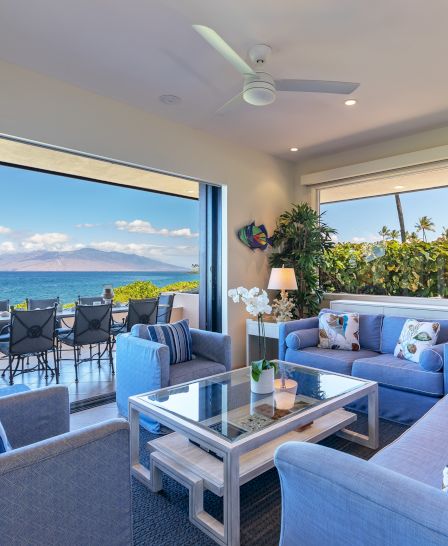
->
[132,414,408,545]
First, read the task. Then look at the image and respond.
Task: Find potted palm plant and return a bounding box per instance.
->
[228,286,277,394]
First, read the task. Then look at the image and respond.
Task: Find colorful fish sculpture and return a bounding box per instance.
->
[237,222,272,251]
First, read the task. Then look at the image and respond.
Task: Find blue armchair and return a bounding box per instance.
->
[0,386,132,545]
[275,393,448,546]
[116,324,232,432]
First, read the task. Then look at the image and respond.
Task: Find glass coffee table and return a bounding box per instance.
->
[129,361,378,546]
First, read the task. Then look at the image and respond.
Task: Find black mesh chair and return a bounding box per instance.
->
[111,298,158,337]
[157,294,175,324]
[0,299,9,312]
[57,303,113,382]
[0,299,10,344]
[0,307,58,385]
[27,297,59,310]
[78,296,104,305]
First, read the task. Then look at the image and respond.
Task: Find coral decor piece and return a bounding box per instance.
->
[237,222,272,251]
[272,291,295,322]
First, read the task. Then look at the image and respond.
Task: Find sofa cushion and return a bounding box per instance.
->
[0,419,11,453]
[420,343,445,372]
[169,358,226,385]
[285,346,379,375]
[393,319,440,363]
[371,395,448,488]
[286,328,319,351]
[352,354,444,396]
[381,316,448,354]
[320,309,383,352]
[318,312,360,351]
[147,319,192,365]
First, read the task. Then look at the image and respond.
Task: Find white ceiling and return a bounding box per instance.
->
[1,0,448,160]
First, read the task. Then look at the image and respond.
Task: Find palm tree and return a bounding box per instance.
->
[415,216,435,242]
[389,229,400,241]
[406,231,420,243]
[378,226,391,241]
[394,194,406,243]
[440,227,448,241]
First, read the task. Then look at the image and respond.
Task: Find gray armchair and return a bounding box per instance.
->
[0,386,132,545]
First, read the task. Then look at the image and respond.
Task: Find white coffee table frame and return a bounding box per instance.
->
[129,362,378,546]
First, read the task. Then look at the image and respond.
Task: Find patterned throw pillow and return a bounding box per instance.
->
[0,419,11,454]
[147,319,192,365]
[394,319,440,364]
[318,312,360,351]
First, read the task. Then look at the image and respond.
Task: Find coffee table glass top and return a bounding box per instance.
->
[140,361,368,443]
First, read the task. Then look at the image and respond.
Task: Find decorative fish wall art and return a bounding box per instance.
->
[237,222,273,251]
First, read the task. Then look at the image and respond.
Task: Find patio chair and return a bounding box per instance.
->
[111,298,158,337]
[78,295,104,305]
[27,297,59,310]
[0,307,58,385]
[0,300,10,344]
[57,303,113,382]
[156,293,175,323]
[0,300,9,312]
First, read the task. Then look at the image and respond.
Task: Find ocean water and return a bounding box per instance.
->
[0,271,200,305]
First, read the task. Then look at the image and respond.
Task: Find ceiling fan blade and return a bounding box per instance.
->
[215,91,244,115]
[193,25,255,76]
[275,79,359,94]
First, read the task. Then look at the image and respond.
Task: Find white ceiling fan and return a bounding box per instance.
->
[193,25,359,111]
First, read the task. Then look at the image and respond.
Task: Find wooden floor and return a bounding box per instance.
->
[0,345,115,405]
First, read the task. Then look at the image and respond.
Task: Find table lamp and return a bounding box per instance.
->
[267,266,298,322]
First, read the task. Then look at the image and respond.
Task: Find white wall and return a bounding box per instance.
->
[0,60,295,366]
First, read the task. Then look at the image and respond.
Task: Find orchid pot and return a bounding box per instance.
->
[228,286,277,394]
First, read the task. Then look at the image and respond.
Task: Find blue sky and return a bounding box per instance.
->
[321,187,447,242]
[0,164,199,267]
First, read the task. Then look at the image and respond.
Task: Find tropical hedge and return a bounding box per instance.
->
[322,240,448,298]
[14,280,200,308]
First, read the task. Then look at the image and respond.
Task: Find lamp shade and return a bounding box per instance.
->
[267,267,298,290]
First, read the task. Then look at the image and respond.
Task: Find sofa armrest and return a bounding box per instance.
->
[278,317,319,360]
[0,385,69,449]
[420,342,445,373]
[190,329,232,370]
[0,419,132,545]
[116,333,170,420]
[275,442,448,546]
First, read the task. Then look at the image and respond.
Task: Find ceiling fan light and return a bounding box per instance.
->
[243,86,276,106]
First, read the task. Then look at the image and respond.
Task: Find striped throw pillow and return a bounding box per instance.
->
[0,419,11,454]
[147,319,192,365]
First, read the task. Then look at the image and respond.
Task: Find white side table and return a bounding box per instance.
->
[246,318,288,365]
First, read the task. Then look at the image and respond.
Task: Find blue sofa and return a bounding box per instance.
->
[279,310,448,424]
[116,324,231,432]
[275,391,448,546]
[0,386,132,545]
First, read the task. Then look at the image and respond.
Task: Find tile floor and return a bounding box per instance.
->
[70,402,120,430]
[0,345,116,405]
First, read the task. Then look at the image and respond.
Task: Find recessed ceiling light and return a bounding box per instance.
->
[159,94,181,105]
[290,147,299,152]
[344,99,357,106]
[394,185,405,189]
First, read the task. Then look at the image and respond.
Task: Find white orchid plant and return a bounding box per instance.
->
[228,286,277,381]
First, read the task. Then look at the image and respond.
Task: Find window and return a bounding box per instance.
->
[319,168,448,298]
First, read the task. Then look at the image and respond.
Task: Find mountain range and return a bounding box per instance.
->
[0,248,187,272]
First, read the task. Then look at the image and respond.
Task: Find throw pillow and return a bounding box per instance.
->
[318,312,360,351]
[394,319,440,364]
[147,319,192,365]
[0,419,11,454]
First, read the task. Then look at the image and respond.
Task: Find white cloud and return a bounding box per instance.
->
[89,241,198,259]
[0,226,11,234]
[22,232,70,251]
[115,220,198,238]
[351,234,379,243]
[75,223,98,228]
[0,241,15,252]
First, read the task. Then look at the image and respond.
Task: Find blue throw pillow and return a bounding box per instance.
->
[0,419,11,454]
[147,319,192,365]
